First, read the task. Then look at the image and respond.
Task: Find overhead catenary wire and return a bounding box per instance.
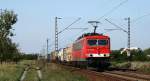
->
[104,12,150,33]
[49,18,81,51]
[58,17,81,34]
[49,27,88,51]
[66,0,129,36]
[67,28,88,30]
[49,0,129,52]
[59,28,88,48]
[97,0,128,21]
[105,19,128,33]
[132,13,150,23]
[57,0,129,40]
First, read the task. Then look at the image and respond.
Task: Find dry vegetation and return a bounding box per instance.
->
[0,60,88,81]
[131,61,150,73]
[0,63,23,81]
[111,61,150,74]
[42,63,88,81]
[0,60,35,81]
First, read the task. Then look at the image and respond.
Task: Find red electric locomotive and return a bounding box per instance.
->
[72,33,110,69]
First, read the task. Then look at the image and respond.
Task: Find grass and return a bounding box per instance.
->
[42,63,88,81]
[131,61,150,74]
[0,63,23,81]
[23,60,39,81]
[0,60,88,81]
[23,68,39,81]
[111,61,150,74]
[0,60,36,81]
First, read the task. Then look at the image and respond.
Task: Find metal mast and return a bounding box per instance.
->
[125,17,131,57]
[46,38,49,55]
[55,17,61,54]
[128,17,130,53]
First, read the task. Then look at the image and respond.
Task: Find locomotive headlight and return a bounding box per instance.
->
[90,54,93,57]
[87,53,110,57]
[87,54,93,57]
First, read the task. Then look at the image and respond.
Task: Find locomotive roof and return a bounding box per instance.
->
[77,33,104,40]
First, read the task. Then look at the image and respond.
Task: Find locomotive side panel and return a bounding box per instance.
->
[72,39,86,61]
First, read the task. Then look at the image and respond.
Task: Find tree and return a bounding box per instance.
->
[0,9,19,63]
[0,9,17,38]
[144,48,150,55]
[110,49,150,62]
[143,48,150,61]
[110,50,128,62]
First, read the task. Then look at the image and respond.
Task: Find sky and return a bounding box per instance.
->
[0,0,150,54]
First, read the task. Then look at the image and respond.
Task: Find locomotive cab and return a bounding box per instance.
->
[84,35,110,69]
[86,38,110,58]
[72,33,111,69]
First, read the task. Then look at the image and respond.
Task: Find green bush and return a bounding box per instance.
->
[110,49,150,62]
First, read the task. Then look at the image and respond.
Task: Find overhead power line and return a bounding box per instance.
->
[60,28,88,47]
[49,27,88,51]
[105,19,127,33]
[132,13,150,23]
[58,18,81,34]
[105,17,131,57]
[67,28,88,30]
[97,0,128,20]
[68,0,128,37]
[49,18,81,47]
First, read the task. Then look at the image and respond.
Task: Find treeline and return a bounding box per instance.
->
[21,54,38,60]
[0,9,21,63]
[110,48,150,62]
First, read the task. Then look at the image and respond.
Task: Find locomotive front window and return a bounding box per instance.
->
[98,40,107,45]
[88,39,108,46]
[88,40,97,46]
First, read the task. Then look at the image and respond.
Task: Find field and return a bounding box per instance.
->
[42,63,88,81]
[1,60,150,81]
[0,63,24,81]
[0,60,35,81]
[0,60,88,81]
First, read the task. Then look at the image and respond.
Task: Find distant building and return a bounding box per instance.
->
[120,47,141,54]
[147,55,150,57]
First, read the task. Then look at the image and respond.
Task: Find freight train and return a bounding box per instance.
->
[50,32,111,70]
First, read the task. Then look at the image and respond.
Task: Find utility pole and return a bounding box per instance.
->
[125,17,131,57]
[46,38,49,55]
[88,21,100,33]
[55,17,61,55]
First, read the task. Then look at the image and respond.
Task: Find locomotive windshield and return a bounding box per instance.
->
[98,40,107,45]
[88,39,108,46]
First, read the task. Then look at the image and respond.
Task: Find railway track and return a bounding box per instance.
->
[101,71,150,81]
[103,71,150,81]
[18,64,42,81]
[61,64,150,81]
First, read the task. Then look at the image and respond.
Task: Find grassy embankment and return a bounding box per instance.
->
[23,60,39,81]
[0,63,22,81]
[111,61,150,74]
[42,63,88,81]
[0,60,88,81]
[0,60,32,81]
[19,60,88,81]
